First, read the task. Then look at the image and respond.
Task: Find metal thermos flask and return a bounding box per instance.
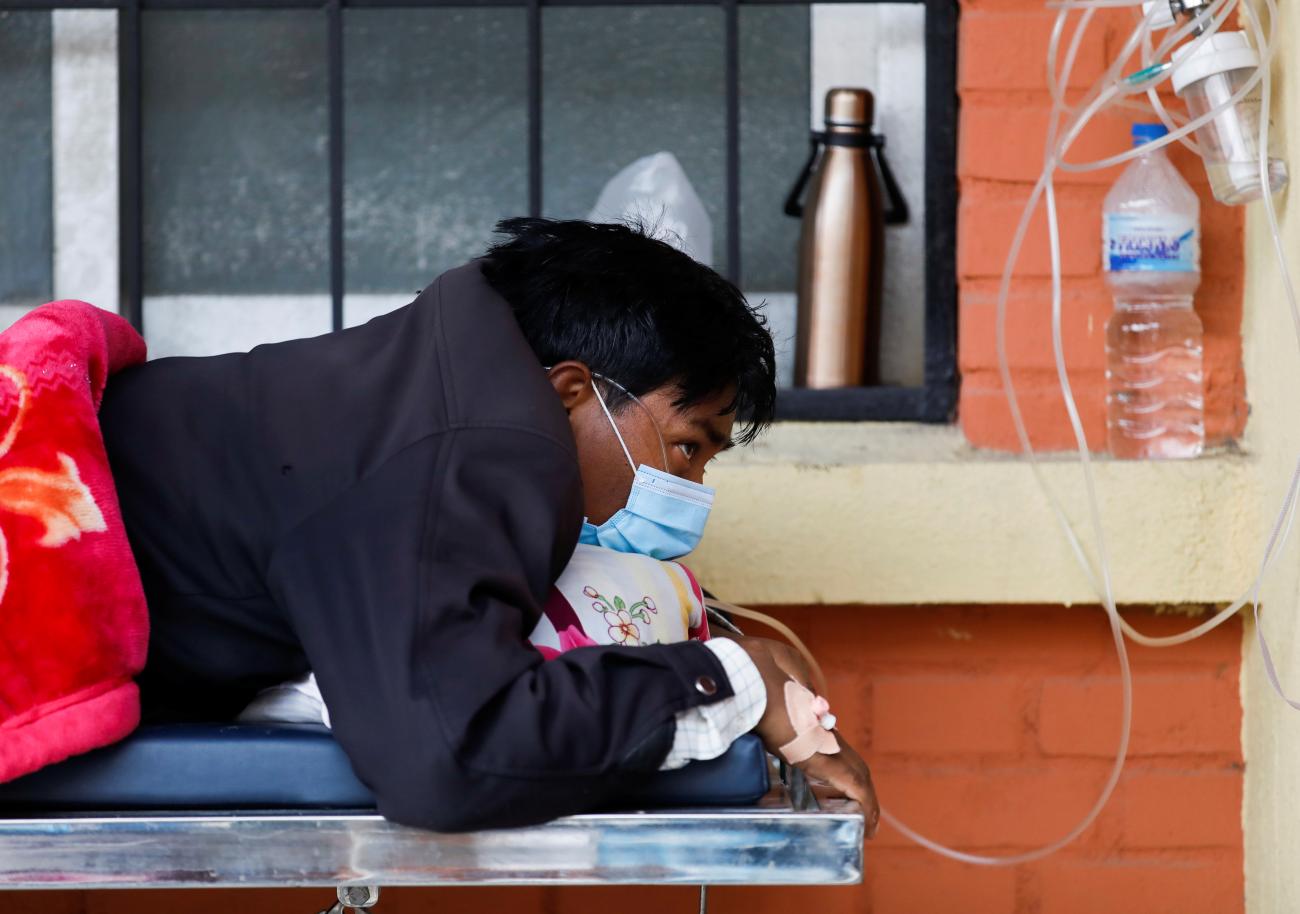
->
[785,88,906,388]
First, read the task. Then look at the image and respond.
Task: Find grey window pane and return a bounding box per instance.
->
[344,9,527,295]
[739,5,809,295]
[870,3,926,387]
[142,11,328,296]
[542,6,727,273]
[0,12,53,307]
[782,2,927,387]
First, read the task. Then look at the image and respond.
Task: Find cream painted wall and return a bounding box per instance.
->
[1241,0,1300,909]
[691,424,1260,605]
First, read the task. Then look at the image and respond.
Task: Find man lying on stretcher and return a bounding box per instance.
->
[98,217,879,833]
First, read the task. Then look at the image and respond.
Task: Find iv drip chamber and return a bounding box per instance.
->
[1172,31,1288,204]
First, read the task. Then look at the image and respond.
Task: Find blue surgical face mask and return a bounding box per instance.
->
[577,376,715,560]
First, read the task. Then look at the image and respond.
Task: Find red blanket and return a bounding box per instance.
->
[0,300,148,784]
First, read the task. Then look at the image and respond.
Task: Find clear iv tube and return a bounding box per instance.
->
[1014,0,1283,652]
[1048,0,1268,173]
[704,594,1130,866]
[1057,30,1269,172]
[711,0,1289,864]
[1047,0,1151,9]
[877,9,1133,864]
[1148,0,1237,70]
[880,0,1290,865]
[1138,15,1206,156]
[988,0,1278,635]
[1245,0,1300,706]
[703,599,830,698]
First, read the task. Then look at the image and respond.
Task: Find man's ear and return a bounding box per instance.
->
[546,361,595,414]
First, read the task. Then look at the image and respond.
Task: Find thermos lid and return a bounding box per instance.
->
[823,88,875,130]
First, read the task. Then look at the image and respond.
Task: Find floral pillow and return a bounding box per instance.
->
[528,544,709,658]
[239,543,712,729]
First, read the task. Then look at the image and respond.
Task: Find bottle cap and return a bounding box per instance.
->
[824,88,874,130]
[1132,122,1170,147]
[1172,31,1260,95]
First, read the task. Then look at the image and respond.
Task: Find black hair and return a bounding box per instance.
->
[480,217,777,446]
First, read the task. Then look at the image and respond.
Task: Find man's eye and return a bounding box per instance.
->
[676,442,698,461]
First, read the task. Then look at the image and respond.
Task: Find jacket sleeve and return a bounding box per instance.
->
[266,425,735,831]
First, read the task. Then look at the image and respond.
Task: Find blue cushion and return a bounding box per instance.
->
[0,724,769,812]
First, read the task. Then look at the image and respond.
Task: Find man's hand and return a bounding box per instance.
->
[733,636,880,838]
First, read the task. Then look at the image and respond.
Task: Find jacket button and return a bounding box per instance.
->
[695,675,718,696]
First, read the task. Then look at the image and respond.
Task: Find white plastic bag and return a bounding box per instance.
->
[587,152,713,267]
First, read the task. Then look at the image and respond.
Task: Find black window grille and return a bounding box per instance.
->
[0,0,957,422]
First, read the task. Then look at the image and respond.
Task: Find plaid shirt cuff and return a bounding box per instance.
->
[659,638,767,771]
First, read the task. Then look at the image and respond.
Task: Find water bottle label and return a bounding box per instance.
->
[1104,214,1198,272]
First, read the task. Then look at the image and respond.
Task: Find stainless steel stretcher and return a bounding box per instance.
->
[0,724,864,911]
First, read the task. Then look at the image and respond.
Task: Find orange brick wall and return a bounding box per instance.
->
[0,16,1250,914]
[12,605,1243,914]
[957,0,1248,450]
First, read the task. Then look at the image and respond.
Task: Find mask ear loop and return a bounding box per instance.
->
[543,364,672,473]
[590,379,640,474]
[590,373,671,473]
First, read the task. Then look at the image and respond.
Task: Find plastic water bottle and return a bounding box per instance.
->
[1103,122,1205,460]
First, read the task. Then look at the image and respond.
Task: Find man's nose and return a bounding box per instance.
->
[674,463,706,486]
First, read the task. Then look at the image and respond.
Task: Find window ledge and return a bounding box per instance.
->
[692,423,1260,606]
